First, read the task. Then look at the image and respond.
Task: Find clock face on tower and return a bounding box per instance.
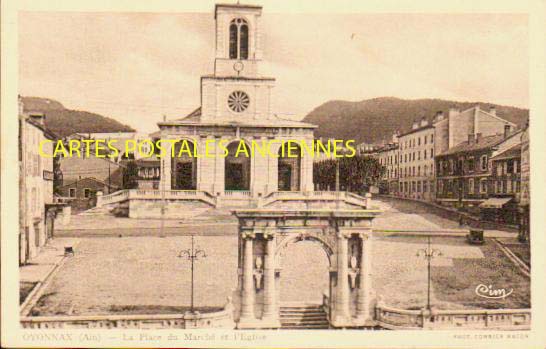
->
[228,91,250,113]
[233,61,244,74]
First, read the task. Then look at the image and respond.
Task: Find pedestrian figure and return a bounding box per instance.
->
[459,214,464,227]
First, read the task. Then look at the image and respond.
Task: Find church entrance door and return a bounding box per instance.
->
[277,144,301,191]
[176,162,194,190]
[278,163,292,191]
[225,141,251,191]
[226,163,245,190]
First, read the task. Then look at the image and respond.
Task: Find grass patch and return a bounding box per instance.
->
[20,282,38,305]
[431,238,530,309]
[503,243,530,267]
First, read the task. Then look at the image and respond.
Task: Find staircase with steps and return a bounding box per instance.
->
[78,206,114,216]
[280,304,330,329]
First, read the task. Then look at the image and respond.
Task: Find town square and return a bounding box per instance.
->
[7,0,537,344]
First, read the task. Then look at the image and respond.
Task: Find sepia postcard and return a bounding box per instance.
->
[1,0,545,348]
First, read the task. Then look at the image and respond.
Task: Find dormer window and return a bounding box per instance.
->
[229,18,249,60]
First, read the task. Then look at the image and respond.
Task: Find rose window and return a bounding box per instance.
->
[228,91,250,113]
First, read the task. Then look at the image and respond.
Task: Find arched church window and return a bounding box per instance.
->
[229,18,249,60]
[239,24,248,59]
[229,23,238,59]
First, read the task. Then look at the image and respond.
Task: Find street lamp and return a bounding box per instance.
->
[416,236,442,310]
[178,234,206,314]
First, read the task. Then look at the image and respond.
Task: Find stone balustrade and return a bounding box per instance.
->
[20,307,235,329]
[224,190,252,197]
[375,304,531,330]
[96,189,130,207]
[262,190,368,209]
[95,189,371,218]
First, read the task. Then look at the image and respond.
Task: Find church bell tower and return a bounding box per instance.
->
[214,3,263,77]
[201,3,275,122]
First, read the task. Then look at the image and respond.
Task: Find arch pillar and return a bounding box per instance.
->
[356,232,372,322]
[238,231,256,326]
[234,209,379,329]
[332,232,351,326]
[261,231,280,327]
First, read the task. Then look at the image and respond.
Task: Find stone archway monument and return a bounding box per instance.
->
[234,208,380,329]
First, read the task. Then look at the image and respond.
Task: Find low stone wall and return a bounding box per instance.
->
[375,304,530,330]
[20,307,235,329]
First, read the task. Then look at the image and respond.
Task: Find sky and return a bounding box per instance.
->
[19,7,528,133]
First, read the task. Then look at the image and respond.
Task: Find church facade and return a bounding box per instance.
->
[156,3,316,199]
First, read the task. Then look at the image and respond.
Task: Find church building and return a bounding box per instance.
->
[156,3,316,199]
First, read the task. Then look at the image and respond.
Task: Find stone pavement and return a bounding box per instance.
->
[372,199,516,238]
[20,237,80,283]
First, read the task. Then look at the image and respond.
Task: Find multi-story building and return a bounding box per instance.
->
[518,123,530,241]
[435,127,521,211]
[480,143,522,224]
[433,105,516,156]
[18,99,58,265]
[398,117,435,201]
[375,137,399,194]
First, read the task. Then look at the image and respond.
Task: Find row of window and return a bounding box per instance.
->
[494,159,520,176]
[400,148,434,163]
[400,134,434,150]
[68,188,93,198]
[379,154,398,166]
[400,164,434,178]
[400,180,435,193]
[436,178,521,195]
[437,155,488,176]
[384,168,398,179]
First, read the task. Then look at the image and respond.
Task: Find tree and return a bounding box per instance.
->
[314,156,384,193]
[122,160,139,189]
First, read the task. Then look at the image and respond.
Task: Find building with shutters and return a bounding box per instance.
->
[435,126,522,212]
[18,97,59,264]
[398,117,436,201]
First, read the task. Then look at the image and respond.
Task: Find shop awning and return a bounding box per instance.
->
[479,197,512,209]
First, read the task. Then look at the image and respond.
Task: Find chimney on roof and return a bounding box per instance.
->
[420,117,428,127]
[476,133,483,142]
[504,124,511,138]
[468,134,474,144]
[434,111,444,122]
[29,112,46,126]
[412,121,419,130]
[489,106,497,116]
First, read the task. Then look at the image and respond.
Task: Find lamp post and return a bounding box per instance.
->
[416,236,442,310]
[178,234,206,313]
